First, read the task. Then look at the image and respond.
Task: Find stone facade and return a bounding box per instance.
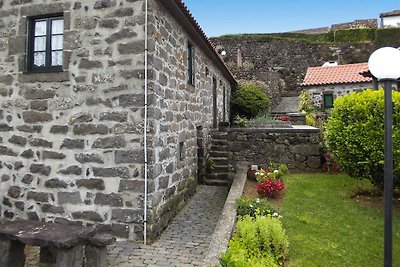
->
[304,82,372,108]
[227,127,321,171]
[0,0,234,241]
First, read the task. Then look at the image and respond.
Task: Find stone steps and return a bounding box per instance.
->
[204,130,230,187]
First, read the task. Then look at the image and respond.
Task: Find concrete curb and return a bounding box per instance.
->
[203,162,248,266]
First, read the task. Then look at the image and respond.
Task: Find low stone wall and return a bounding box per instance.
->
[227,126,321,170]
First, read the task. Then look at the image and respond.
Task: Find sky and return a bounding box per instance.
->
[183,0,400,37]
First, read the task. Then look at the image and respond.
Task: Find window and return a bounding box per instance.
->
[187,42,195,85]
[28,15,64,72]
[323,94,334,108]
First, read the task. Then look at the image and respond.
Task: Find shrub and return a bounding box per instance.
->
[236,197,277,218]
[375,28,400,47]
[220,215,289,267]
[334,28,376,44]
[324,89,400,189]
[231,82,270,119]
[257,179,285,198]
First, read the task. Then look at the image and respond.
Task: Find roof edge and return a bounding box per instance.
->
[157,0,237,86]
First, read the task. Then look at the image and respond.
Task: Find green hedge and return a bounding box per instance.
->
[334,28,376,43]
[324,89,400,189]
[375,28,400,47]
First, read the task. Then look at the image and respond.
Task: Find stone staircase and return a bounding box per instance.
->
[204,130,230,186]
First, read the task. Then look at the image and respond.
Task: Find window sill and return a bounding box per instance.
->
[19,70,69,83]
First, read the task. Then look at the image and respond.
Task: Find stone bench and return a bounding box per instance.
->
[0,219,115,267]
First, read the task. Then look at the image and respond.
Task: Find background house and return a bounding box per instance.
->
[0,0,236,241]
[380,9,400,27]
[301,63,373,109]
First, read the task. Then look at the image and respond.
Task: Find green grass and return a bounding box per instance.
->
[280,173,400,267]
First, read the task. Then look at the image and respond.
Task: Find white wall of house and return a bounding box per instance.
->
[381,16,400,27]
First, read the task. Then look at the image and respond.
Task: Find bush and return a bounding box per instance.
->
[220,215,289,267]
[375,28,400,47]
[236,197,277,218]
[231,82,270,119]
[324,89,400,189]
[334,28,376,44]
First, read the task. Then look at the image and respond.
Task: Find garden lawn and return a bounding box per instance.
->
[281,173,400,267]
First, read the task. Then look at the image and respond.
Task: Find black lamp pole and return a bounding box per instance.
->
[383,79,393,267]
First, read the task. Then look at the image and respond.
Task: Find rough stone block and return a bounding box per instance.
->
[105,7,133,18]
[85,245,108,267]
[0,145,17,156]
[58,192,82,205]
[76,179,105,190]
[72,211,103,222]
[0,238,25,267]
[117,41,143,55]
[93,167,129,178]
[111,209,142,223]
[105,28,137,44]
[45,179,68,189]
[30,164,51,176]
[73,124,108,135]
[23,88,55,100]
[75,153,104,164]
[22,111,52,123]
[118,180,144,192]
[30,138,52,148]
[0,123,13,132]
[94,193,123,207]
[61,139,85,149]
[43,150,66,160]
[41,204,64,214]
[7,186,21,198]
[115,150,144,164]
[99,112,127,122]
[27,192,49,202]
[59,165,82,175]
[92,136,126,149]
[55,245,84,267]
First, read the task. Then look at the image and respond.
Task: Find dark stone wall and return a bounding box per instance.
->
[211,36,375,106]
[227,127,321,171]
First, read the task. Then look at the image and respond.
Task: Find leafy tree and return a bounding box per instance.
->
[324,89,400,189]
[231,82,270,119]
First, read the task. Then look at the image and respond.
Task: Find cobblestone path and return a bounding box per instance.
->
[24,185,228,267]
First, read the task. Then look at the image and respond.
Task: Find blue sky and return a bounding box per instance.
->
[183,0,400,37]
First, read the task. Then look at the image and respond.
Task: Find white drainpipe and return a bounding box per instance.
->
[143,0,149,245]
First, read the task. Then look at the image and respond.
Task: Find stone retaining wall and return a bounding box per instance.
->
[227,127,321,170]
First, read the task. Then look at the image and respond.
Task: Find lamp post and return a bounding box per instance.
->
[368,47,400,267]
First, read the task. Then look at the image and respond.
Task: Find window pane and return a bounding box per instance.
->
[34,20,47,36]
[34,36,46,51]
[52,19,64,34]
[51,35,63,50]
[51,51,63,66]
[34,52,46,67]
[324,95,334,108]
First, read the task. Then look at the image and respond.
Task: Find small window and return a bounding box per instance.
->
[28,15,64,72]
[324,94,334,108]
[179,142,185,161]
[187,42,195,86]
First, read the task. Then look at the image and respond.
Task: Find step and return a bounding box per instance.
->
[203,178,228,187]
[211,139,227,146]
[212,157,228,164]
[205,172,228,180]
[209,150,228,157]
[211,133,228,140]
[214,165,229,172]
[211,145,228,152]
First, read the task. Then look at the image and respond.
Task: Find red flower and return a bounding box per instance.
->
[256,179,285,198]
[279,115,290,122]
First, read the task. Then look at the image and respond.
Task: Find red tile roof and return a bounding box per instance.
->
[301,63,372,87]
[380,10,400,18]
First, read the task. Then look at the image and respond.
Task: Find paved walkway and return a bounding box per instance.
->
[24,185,228,267]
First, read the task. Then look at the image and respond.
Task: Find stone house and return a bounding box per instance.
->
[0,0,236,241]
[301,63,373,109]
[380,9,400,28]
